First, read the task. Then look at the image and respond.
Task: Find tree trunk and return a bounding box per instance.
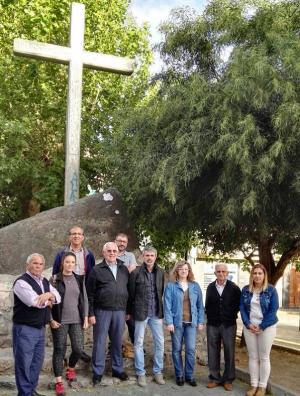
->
[258,239,275,283]
[257,238,300,285]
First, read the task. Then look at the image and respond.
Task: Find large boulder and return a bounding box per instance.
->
[0,188,138,274]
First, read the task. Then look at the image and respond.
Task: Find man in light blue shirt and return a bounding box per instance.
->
[115,233,137,345]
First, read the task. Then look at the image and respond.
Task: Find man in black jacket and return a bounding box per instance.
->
[205,263,241,391]
[128,246,165,387]
[87,242,129,385]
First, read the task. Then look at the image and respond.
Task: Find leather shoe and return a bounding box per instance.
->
[186,378,197,386]
[224,383,233,391]
[207,381,219,388]
[92,374,102,385]
[32,391,46,396]
[112,371,129,381]
[176,377,184,386]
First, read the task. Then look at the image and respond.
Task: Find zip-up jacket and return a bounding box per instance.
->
[52,246,95,279]
[128,263,164,321]
[86,258,129,315]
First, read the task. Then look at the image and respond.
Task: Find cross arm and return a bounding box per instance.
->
[13,38,71,64]
[82,51,134,75]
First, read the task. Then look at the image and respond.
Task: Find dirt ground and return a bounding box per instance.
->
[235,344,300,393]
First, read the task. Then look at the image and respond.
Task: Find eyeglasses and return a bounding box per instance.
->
[106,249,118,253]
[116,239,127,243]
[216,270,227,273]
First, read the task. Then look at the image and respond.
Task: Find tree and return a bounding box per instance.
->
[0,0,152,225]
[110,0,300,283]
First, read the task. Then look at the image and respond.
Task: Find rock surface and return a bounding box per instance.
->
[0,188,138,274]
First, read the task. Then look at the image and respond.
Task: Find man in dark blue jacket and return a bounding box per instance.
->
[52,226,95,280]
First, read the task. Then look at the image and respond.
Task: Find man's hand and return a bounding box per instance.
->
[128,263,137,273]
[88,316,96,325]
[35,292,55,307]
[198,324,204,331]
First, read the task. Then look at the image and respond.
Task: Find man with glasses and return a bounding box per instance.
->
[52,226,95,280]
[87,242,130,385]
[115,232,137,345]
[205,263,241,391]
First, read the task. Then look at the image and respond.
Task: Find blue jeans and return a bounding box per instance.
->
[134,316,164,375]
[13,324,45,396]
[171,323,197,379]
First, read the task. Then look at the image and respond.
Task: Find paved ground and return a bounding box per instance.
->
[1,309,298,395]
[0,370,249,396]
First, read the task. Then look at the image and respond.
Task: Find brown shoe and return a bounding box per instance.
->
[207,381,219,388]
[255,387,266,396]
[224,383,233,391]
[246,386,257,396]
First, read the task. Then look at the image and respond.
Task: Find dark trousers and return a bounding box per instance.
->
[207,324,237,384]
[92,309,125,376]
[51,323,84,377]
[13,323,45,396]
[126,317,135,344]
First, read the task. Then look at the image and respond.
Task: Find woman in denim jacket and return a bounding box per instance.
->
[240,264,279,396]
[164,260,204,387]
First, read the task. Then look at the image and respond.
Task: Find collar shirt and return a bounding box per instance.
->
[106,260,118,279]
[70,246,85,275]
[215,280,227,296]
[118,251,137,268]
[13,271,61,308]
[146,269,158,317]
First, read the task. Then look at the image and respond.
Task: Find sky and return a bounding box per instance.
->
[129,0,208,73]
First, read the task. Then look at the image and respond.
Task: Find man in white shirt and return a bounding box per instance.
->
[205,263,241,391]
[13,253,61,396]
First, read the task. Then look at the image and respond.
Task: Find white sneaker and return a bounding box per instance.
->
[154,373,165,385]
[137,375,147,387]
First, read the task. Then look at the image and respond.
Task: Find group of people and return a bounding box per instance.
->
[12,226,279,396]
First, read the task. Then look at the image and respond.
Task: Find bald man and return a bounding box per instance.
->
[87,242,129,385]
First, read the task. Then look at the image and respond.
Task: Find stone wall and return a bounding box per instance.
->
[0,188,138,275]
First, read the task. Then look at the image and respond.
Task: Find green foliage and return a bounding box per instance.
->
[110,0,300,281]
[0,0,152,224]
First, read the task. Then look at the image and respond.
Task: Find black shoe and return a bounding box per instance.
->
[32,391,47,396]
[80,351,91,363]
[176,377,184,386]
[186,378,197,386]
[112,371,129,381]
[92,374,102,385]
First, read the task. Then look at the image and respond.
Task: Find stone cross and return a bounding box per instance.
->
[13,2,134,205]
